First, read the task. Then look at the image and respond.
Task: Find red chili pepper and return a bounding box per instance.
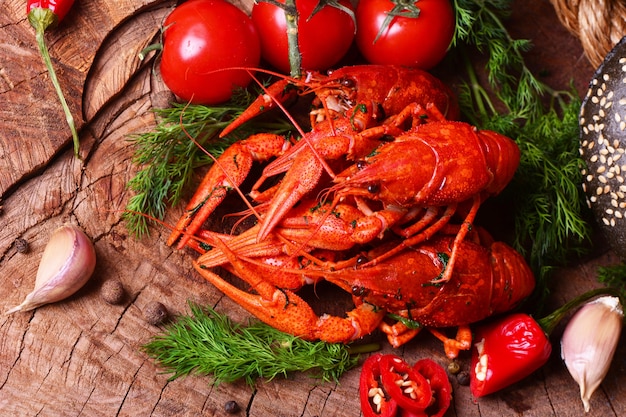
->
[27,0,81,158]
[27,0,75,23]
[379,355,432,413]
[468,288,620,398]
[469,313,552,398]
[413,359,452,417]
[360,354,398,417]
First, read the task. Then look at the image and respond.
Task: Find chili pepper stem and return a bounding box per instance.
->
[29,7,81,159]
[537,287,623,336]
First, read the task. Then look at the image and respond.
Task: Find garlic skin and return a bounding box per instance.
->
[5,224,96,314]
[560,295,623,412]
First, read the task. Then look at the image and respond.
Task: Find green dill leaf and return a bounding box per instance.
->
[453,0,593,313]
[598,263,626,299]
[142,302,359,385]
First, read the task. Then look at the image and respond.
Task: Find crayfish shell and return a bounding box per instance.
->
[580,35,626,259]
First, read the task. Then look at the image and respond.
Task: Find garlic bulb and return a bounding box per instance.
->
[5,224,96,314]
[560,295,623,412]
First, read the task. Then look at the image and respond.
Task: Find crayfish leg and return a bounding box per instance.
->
[428,326,472,359]
[379,321,424,348]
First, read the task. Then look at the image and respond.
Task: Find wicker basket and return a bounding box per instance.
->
[549,0,626,68]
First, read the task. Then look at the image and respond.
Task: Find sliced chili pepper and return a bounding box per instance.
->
[398,409,427,417]
[379,355,432,413]
[413,358,452,417]
[360,354,399,417]
[469,313,552,398]
[27,0,81,158]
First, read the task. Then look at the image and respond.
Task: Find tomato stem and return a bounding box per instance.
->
[29,7,81,159]
[283,0,301,78]
[374,0,421,44]
[258,0,302,78]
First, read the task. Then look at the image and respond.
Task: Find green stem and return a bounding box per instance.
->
[30,8,81,159]
[283,0,301,78]
[346,343,381,355]
[537,287,623,336]
[260,0,301,77]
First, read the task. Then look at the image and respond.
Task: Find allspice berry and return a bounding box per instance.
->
[224,400,240,414]
[15,238,29,254]
[144,301,169,325]
[101,280,125,305]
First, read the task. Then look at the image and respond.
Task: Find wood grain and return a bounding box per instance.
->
[1,1,623,416]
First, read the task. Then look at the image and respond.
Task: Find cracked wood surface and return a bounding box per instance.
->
[1,0,625,416]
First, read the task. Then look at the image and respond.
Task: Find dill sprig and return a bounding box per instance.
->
[598,263,626,300]
[124,89,294,237]
[453,0,593,309]
[142,303,362,385]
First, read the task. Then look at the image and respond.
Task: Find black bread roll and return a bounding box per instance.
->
[580,36,626,258]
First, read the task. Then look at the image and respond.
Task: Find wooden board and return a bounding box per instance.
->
[1,0,624,416]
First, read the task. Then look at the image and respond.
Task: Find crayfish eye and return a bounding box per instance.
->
[355,254,369,266]
[351,285,367,296]
[340,77,355,88]
[356,160,367,170]
[367,183,380,194]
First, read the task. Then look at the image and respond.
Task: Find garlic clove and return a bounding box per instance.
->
[560,295,623,412]
[5,224,96,315]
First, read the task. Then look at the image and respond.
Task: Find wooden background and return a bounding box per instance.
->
[1,0,625,416]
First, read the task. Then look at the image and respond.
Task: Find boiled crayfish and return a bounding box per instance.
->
[164,64,533,357]
[167,65,459,248]
[192,227,535,359]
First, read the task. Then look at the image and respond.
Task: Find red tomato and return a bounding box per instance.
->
[160,0,261,105]
[251,0,355,73]
[356,0,455,69]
